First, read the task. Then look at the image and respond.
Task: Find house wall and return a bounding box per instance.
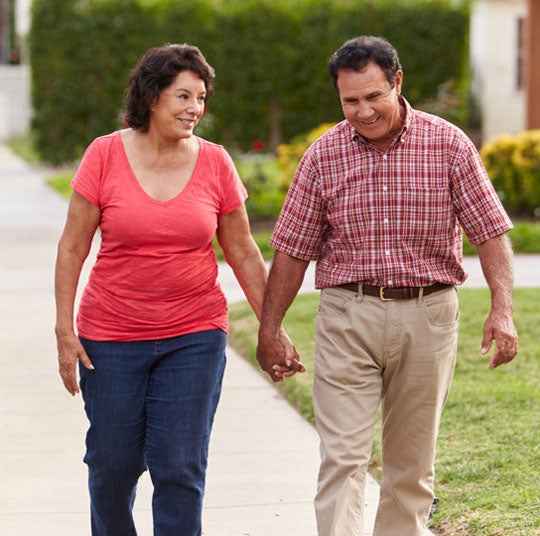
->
[0,64,30,140]
[470,0,527,142]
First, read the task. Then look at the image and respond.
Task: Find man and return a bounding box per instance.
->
[256,36,518,536]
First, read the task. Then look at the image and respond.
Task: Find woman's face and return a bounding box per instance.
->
[149,70,206,140]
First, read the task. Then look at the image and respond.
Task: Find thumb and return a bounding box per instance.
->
[481,326,493,355]
[79,349,95,371]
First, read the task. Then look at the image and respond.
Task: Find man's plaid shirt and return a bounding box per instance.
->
[270,97,513,289]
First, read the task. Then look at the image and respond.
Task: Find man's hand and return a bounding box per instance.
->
[257,327,305,382]
[481,311,518,369]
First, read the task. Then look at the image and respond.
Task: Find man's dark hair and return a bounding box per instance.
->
[124,44,215,132]
[328,36,402,90]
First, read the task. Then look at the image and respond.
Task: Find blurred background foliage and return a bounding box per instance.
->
[480,129,540,218]
[29,0,470,165]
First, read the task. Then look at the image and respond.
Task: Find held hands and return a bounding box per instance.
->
[56,331,94,396]
[481,310,518,369]
[256,327,305,383]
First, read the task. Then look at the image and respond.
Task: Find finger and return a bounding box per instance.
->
[489,347,517,369]
[286,357,306,373]
[60,369,79,396]
[270,370,284,383]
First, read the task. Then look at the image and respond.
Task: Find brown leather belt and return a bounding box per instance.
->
[336,282,453,301]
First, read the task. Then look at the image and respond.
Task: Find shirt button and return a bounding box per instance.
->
[382,186,388,192]
[388,280,393,285]
[385,250,390,256]
[384,218,389,224]
[382,155,388,160]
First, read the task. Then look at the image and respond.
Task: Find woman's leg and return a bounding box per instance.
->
[79,338,152,536]
[145,329,226,536]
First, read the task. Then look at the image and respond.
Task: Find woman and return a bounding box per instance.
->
[54,44,304,535]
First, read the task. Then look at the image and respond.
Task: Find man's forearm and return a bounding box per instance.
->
[476,233,514,313]
[259,251,310,333]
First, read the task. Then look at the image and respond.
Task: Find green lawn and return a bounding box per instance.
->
[228,288,540,535]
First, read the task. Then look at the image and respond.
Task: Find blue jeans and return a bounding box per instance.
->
[79,329,227,536]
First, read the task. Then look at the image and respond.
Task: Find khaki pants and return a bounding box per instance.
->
[313,285,459,536]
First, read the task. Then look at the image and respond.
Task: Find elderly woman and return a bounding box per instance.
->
[54,44,303,535]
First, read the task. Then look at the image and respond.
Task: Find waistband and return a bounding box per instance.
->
[335,282,453,301]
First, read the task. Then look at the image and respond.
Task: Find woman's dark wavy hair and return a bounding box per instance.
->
[328,36,402,90]
[124,44,215,132]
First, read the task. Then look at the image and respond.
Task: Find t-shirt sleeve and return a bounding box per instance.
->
[70,137,105,207]
[217,146,248,215]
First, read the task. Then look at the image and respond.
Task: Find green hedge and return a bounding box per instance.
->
[29,0,470,164]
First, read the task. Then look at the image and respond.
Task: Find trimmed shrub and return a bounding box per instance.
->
[480,130,540,218]
[29,0,470,164]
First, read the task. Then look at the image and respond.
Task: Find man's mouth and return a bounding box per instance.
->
[361,116,379,125]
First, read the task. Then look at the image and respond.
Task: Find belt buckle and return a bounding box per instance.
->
[379,286,394,301]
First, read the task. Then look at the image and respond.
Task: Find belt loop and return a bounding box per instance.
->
[357,283,364,301]
[417,286,425,305]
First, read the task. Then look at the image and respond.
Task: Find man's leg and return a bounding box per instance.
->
[313,287,384,536]
[374,288,459,536]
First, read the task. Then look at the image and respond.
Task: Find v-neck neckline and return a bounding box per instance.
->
[117,131,203,206]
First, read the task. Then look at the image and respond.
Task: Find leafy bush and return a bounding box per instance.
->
[234,153,284,221]
[480,130,540,218]
[276,122,336,194]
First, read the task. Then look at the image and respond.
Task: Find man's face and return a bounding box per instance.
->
[337,62,403,148]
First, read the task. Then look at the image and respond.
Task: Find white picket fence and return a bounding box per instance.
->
[0,64,31,140]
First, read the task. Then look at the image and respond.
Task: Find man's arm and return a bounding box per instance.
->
[257,251,310,381]
[475,233,518,368]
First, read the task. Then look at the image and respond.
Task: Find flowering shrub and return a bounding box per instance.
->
[480,130,540,217]
[276,123,336,193]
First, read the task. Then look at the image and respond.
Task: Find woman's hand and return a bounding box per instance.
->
[56,331,94,396]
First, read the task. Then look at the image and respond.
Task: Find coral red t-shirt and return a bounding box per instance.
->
[72,131,247,341]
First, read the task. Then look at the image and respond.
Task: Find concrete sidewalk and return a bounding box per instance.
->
[1,142,536,535]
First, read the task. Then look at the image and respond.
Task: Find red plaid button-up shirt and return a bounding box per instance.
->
[270,97,513,289]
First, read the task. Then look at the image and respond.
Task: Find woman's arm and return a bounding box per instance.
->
[216,205,304,381]
[55,191,100,395]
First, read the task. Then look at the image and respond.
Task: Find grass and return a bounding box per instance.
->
[227,288,540,535]
[6,136,42,165]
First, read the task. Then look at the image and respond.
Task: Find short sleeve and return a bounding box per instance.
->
[70,137,106,207]
[215,145,248,215]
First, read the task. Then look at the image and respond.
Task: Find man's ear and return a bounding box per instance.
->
[395,70,403,95]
